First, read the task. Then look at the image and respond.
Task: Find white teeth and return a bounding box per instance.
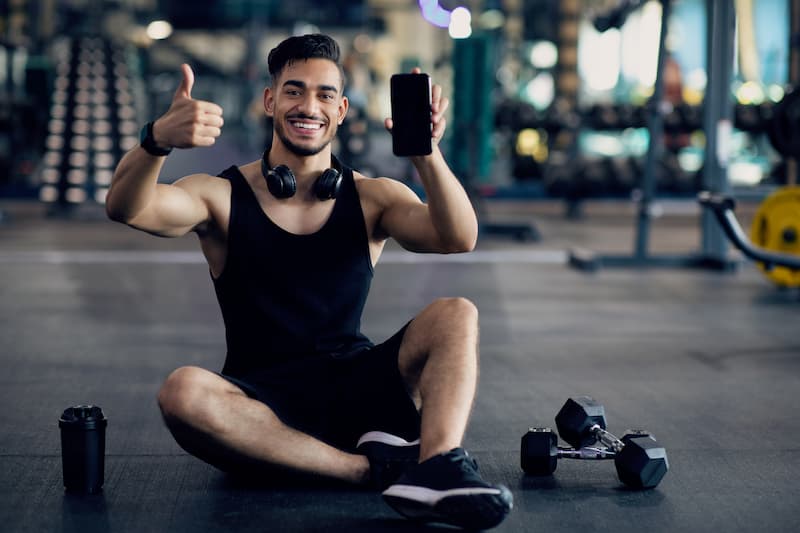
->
[291,122,321,130]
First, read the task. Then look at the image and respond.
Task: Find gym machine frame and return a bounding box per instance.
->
[569,0,738,271]
[698,192,800,271]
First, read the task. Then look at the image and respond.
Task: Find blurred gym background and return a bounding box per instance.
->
[0,0,795,245]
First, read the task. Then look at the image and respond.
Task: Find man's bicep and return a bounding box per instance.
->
[378,188,441,252]
[128,179,211,237]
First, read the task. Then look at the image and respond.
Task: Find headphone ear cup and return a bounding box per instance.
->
[314,168,342,200]
[265,164,297,199]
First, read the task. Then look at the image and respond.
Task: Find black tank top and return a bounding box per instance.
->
[213,163,374,378]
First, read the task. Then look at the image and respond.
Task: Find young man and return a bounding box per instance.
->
[106,34,512,529]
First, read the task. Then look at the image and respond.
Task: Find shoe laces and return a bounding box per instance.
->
[446,449,480,474]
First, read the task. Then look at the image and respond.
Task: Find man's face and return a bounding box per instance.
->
[266,58,348,157]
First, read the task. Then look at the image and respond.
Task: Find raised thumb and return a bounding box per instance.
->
[174,63,194,100]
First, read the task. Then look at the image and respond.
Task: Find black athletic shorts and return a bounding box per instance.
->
[220,325,421,452]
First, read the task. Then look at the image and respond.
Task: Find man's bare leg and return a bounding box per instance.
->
[397,297,479,462]
[157,366,370,484]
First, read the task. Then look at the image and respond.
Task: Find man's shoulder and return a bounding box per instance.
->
[355,173,421,206]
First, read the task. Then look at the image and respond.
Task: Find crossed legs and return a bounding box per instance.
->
[157,297,479,483]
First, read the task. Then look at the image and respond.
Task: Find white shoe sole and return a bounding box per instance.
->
[356,431,420,448]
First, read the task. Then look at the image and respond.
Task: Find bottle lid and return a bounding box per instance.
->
[59,405,107,430]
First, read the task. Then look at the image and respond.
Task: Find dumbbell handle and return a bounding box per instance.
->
[589,424,625,453]
[557,446,616,460]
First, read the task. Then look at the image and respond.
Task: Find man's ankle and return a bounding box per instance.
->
[419,442,462,463]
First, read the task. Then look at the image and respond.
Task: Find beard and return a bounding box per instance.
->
[273,115,337,157]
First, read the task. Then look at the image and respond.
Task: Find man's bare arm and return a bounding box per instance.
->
[377,71,478,254]
[105,64,224,237]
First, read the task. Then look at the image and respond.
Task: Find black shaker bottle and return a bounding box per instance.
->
[59,405,107,493]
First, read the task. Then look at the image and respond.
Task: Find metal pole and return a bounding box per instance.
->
[700,0,736,260]
[634,0,672,261]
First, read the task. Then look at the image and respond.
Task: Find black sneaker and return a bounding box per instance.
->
[356,431,420,490]
[382,448,513,530]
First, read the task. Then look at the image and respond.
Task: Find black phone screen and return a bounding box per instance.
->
[390,73,432,157]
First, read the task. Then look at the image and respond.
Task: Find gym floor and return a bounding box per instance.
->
[1,184,798,532]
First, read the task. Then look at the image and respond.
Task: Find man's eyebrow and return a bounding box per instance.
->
[283,79,338,94]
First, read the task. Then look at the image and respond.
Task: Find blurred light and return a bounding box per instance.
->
[118,106,136,120]
[735,81,765,105]
[293,22,319,36]
[40,185,58,202]
[677,150,703,173]
[478,9,505,30]
[119,121,138,135]
[420,1,451,28]
[529,41,558,69]
[93,106,111,120]
[515,129,549,162]
[353,34,373,54]
[65,187,87,203]
[71,135,90,151]
[729,161,764,186]
[516,129,538,155]
[46,135,64,150]
[767,84,785,103]
[579,23,621,92]
[583,132,625,157]
[146,20,173,40]
[95,188,108,204]
[49,119,65,134]
[74,105,90,119]
[67,169,88,184]
[94,153,116,168]
[121,136,138,151]
[72,119,90,135]
[449,7,472,39]
[42,168,60,184]
[51,104,67,119]
[69,152,89,167]
[93,120,112,135]
[524,72,555,110]
[93,136,114,151]
[95,170,113,186]
[44,151,62,166]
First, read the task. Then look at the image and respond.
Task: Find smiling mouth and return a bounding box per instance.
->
[288,116,324,132]
[291,122,321,130]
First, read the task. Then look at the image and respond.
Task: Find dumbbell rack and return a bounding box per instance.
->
[38,35,139,214]
[569,0,738,273]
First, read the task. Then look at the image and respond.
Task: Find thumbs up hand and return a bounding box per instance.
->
[151,64,224,149]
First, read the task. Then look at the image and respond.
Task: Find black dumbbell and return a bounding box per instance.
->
[555,396,619,451]
[521,397,669,489]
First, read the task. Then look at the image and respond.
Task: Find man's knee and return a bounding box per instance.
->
[430,296,478,326]
[157,366,223,429]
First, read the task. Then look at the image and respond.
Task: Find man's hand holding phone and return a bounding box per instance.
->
[387,68,449,157]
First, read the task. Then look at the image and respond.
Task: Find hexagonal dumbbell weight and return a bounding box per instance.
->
[521,397,669,489]
[615,430,669,489]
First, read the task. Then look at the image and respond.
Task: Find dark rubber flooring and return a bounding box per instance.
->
[1,199,798,532]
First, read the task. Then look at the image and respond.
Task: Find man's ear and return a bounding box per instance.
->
[263,87,275,117]
[338,95,349,125]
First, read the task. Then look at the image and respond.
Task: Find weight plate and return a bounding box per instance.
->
[749,186,800,287]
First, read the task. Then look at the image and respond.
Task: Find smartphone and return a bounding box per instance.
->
[390,73,433,157]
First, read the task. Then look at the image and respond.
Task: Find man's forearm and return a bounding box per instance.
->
[412,148,479,251]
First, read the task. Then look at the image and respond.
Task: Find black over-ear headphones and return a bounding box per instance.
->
[261,150,342,200]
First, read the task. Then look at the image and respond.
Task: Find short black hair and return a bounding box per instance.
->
[267,34,345,87]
